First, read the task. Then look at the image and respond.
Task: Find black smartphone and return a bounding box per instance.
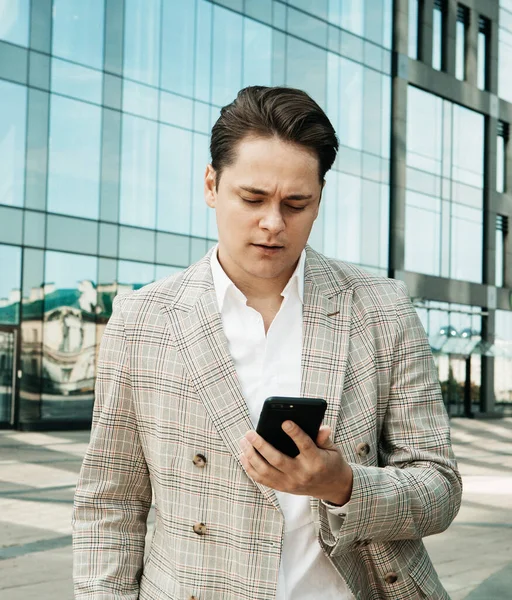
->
[256,397,327,458]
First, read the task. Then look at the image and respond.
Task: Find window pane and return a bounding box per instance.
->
[160,0,195,96]
[158,125,192,235]
[51,58,103,105]
[42,250,98,420]
[211,6,243,107]
[0,244,22,325]
[409,0,419,59]
[495,310,512,406]
[123,79,159,119]
[496,225,504,287]
[243,18,272,87]
[47,95,101,220]
[339,57,363,149]
[124,0,161,86]
[406,86,483,283]
[478,29,487,90]
[433,6,443,70]
[194,0,213,104]
[497,132,506,193]
[0,0,29,46]
[118,260,155,288]
[286,37,327,110]
[456,20,465,80]
[0,80,26,207]
[405,195,441,275]
[120,115,158,228]
[52,0,105,70]
[341,0,364,37]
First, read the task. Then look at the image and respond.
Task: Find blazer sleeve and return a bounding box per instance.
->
[318,280,463,557]
[72,294,152,598]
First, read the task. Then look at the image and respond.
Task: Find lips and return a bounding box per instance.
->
[253,244,284,249]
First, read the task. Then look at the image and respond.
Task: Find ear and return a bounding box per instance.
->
[204,164,217,208]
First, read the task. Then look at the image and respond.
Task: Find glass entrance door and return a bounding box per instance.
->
[0,328,17,426]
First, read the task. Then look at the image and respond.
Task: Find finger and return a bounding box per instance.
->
[316,425,334,448]
[243,431,289,473]
[281,421,316,456]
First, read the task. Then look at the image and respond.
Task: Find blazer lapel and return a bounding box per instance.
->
[301,249,353,436]
[161,258,280,511]
[301,248,353,522]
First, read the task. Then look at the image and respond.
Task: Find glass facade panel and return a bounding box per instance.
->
[433,3,444,71]
[41,250,98,420]
[406,86,483,283]
[47,95,102,220]
[0,0,508,426]
[158,125,193,235]
[456,14,466,80]
[409,0,419,59]
[495,310,512,406]
[120,114,158,228]
[243,18,273,88]
[497,125,507,193]
[160,0,195,97]
[499,3,512,103]
[123,0,161,86]
[52,0,105,70]
[211,6,243,107]
[0,244,22,325]
[51,58,103,105]
[478,17,489,90]
[0,0,29,47]
[0,80,27,207]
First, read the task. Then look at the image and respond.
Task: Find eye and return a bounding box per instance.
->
[242,198,262,205]
[287,205,306,212]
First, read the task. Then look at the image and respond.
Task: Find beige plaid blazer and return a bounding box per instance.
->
[72,246,462,600]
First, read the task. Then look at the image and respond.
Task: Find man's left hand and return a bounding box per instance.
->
[239,421,353,506]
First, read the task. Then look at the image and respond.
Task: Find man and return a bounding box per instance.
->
[72,86,462,600]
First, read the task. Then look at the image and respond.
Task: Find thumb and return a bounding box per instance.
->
[316,425,335,449]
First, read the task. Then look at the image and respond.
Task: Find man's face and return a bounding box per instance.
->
[204,135,323,285]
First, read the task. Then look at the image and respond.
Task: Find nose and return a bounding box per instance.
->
[259,204,285,234]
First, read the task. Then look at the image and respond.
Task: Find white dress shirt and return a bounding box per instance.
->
[210,247,355,600]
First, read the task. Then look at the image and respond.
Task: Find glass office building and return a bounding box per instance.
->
[0,0,510,429]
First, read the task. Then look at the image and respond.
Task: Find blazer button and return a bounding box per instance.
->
[193,522,207,536]
[384,572,398,584]
[356,442,370,457]
[193,453,207,468]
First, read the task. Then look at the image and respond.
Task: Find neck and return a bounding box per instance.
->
[217,247,298,301]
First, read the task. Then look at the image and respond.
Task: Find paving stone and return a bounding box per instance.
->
[0,419,510,599]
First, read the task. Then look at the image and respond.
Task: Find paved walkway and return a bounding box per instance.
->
[0,419,511,599]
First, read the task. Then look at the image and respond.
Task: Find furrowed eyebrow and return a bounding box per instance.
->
[239,185,312,200]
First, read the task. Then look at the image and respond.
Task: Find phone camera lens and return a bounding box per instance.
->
[273,403,283,409]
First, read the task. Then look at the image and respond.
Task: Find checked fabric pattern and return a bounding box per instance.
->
[72,246,462,600]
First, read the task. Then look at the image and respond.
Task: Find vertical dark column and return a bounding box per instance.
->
[445,0,457,76]
[389,0,409,279]
[100,0,125,224]
[420,0,435,66]
[25,0,53,211]
[466,6,479,86]
[480,3,501,417]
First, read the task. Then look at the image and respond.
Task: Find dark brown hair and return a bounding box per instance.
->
[210,86,339,186]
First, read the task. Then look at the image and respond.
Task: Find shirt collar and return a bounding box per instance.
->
[210,245,306,312]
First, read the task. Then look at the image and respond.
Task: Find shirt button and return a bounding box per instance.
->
[356,442,370,457]
[193,522,207,536]
[192,453,207,468]
[384,571,398,584]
